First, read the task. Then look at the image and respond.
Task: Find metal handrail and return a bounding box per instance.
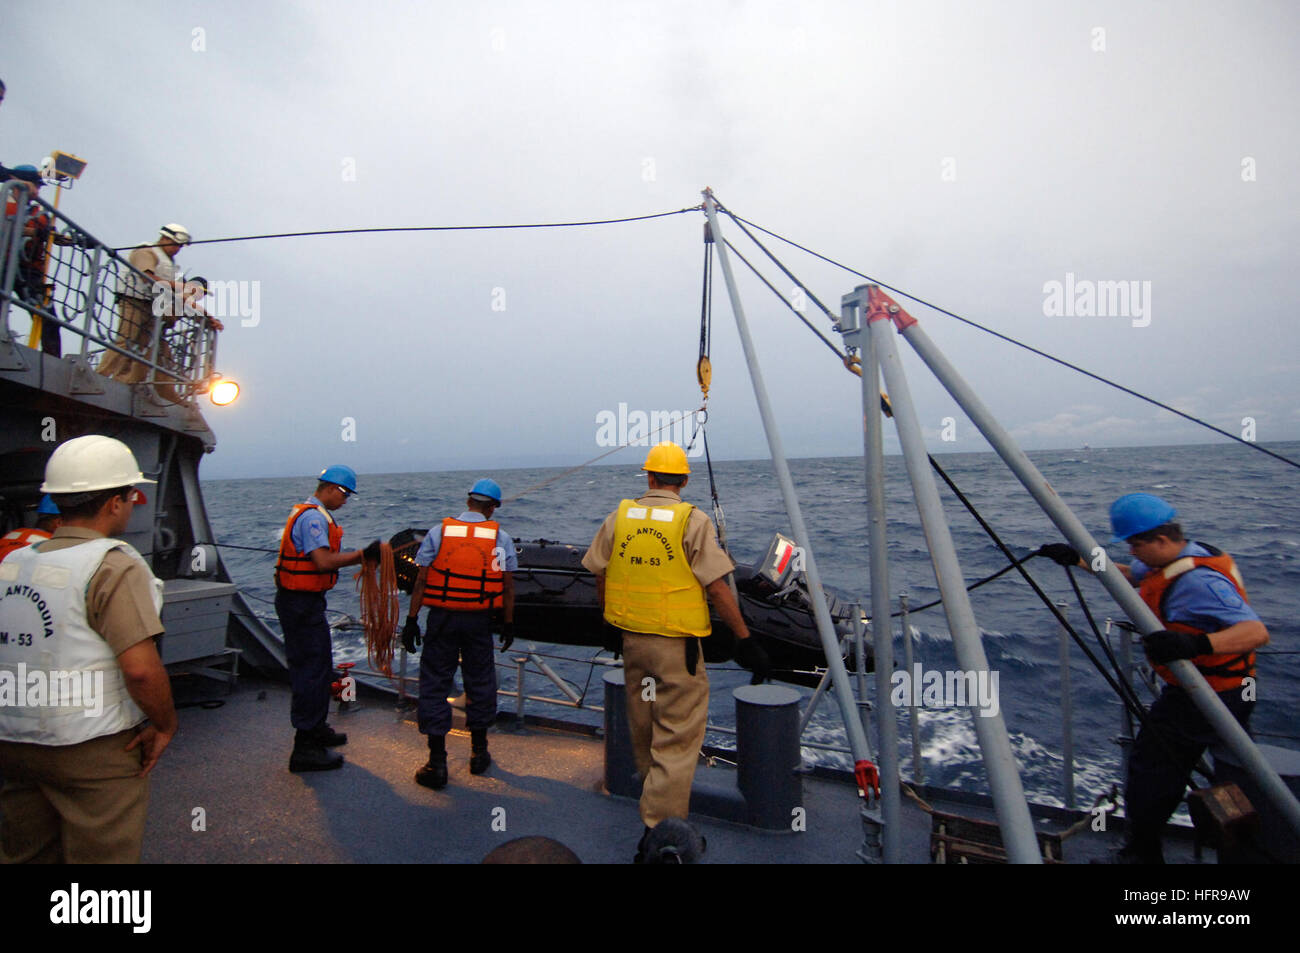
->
[0,182,218,403]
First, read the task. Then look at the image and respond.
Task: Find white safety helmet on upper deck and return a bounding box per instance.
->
[159,223,191,245]
[41,435,156,495]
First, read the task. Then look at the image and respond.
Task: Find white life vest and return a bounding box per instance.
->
[119,243,179,300]
[0,538,162,745]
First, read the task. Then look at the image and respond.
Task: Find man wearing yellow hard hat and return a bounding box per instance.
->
[582,441,770,860]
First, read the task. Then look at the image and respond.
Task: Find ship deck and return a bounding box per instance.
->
[142,673,1211,865]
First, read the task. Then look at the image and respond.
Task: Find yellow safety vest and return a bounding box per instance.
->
[603,499,710,639]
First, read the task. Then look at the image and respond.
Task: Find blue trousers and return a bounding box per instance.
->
[275,589,333,733]
[417,607,497,736]
[1125,683,1253,853]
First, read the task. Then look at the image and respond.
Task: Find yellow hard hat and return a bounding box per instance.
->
[642,441,690,475]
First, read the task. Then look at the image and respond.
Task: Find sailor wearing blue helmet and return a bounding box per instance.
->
[1041,492,1268,863]
[273,464,380,772]
[404,478,517,789]
[0,496,62,562]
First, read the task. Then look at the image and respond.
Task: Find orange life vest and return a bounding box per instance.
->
[1138,544,1255,692]
[0,528,52,563]
[422,517,504,612]
[274,502,343,592]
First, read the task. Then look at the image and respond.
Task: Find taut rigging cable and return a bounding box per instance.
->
[718,205,1300,472]
[111,206,703,253]
[706,198,1222,772]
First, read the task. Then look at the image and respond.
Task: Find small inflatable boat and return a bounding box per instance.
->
[388,529,871,686]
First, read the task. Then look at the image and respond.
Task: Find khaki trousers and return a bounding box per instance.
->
[0,728,149,864]
[622,632,708,828]
[97,297,182,401]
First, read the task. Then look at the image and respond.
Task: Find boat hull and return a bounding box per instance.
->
[389,530,870,686]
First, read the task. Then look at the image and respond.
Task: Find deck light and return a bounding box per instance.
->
[47,150,87,182]
[210,377,240,406]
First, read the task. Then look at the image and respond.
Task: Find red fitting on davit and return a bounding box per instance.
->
[855,759,881,802]
[866,286,918,331]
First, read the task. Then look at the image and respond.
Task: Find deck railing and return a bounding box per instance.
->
[0,181,218,404]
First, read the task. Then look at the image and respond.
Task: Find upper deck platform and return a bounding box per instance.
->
[1,179,221,446]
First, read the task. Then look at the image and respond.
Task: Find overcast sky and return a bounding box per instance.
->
[4,1,1298,479]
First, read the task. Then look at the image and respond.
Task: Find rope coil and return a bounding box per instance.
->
[356,543,400,678]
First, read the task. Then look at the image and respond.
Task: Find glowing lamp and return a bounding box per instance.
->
[210,379,240,406]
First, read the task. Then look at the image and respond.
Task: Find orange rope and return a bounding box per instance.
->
[356,543,400,678]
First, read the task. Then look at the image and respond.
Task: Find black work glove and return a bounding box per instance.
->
[1037,543,1081,567]
[498,622,515,653]
[402,616,422,654]
[1142,629,1212,665]
[734,637,772,685]
[362,539,382,563]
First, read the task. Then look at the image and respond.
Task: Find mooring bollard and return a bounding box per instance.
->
[602,669,639,798]
[735,683,803,830]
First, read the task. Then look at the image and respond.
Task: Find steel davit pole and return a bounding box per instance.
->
[701,191,875,776]
[896,311,1300,839]
[841,286,902,862]
[866,301,1042,864]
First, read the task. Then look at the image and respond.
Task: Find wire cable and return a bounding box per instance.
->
[721,238,848,360]
[113,206,703,253]
[723,209,1300,472]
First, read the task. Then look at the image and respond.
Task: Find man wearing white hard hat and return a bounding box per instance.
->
[0,435,177,863]
[97,223,191,399]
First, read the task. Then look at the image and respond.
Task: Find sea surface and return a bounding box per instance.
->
[203,441,1300,810]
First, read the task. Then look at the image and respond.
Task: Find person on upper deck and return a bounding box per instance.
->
[2,165,71,356]
[97,224,191,400]
[1040,493,1269,863]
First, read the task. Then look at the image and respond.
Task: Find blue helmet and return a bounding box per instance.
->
[1109,493,1177,543]
[468,478,502,505]
[318,464,358,494]
[37,494,59,516]
[10,164,41,184]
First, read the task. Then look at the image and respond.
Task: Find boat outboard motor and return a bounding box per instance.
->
[754,532,857,636]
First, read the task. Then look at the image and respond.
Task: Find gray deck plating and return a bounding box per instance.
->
[142,675,1210,864]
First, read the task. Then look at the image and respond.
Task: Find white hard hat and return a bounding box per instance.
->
[41,435,157,495]
[160,223,191,245]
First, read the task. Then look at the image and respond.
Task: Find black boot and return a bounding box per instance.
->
[416,734,449,789]
[469,728,491,775]
[303,723,347,747]
[289,737,344,773]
